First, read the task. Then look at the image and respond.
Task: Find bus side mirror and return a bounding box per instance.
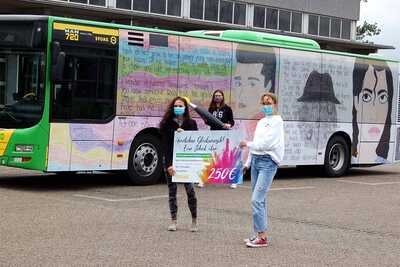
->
[51,41,65,82]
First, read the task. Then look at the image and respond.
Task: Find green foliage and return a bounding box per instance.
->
[356,21,381,40]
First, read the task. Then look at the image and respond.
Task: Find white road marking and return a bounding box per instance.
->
[336,180,400,186]
[74,194,168,202]
[238,185,315,191]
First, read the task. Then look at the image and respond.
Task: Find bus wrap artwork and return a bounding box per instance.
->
[0,16,398,183]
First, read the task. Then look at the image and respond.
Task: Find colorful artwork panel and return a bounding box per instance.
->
[47,123,71,171]
[231,43,277,119]
[117,30,179,116]
[70,141,112,171]
[69,122,113,141]
[178,37,232,110]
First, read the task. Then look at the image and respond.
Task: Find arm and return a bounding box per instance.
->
[160,121,175,167]
[244,152,252,168]
[227,106,235,127]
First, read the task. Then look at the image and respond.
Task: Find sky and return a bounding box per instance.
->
[359,0,400,60]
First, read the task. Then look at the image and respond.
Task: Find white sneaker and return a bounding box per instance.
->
[168,223,177,231]
[197,182,204,188]
[230,184,237,189]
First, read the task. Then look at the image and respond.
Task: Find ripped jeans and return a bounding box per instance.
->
[250,154,277,233]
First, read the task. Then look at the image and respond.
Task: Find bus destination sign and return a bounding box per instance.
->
[53,22,119,47]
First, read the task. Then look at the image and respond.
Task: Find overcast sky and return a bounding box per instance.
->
[359,0,400,60]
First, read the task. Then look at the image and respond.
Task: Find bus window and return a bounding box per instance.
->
[52,47,116,122]
[0,52,45,129]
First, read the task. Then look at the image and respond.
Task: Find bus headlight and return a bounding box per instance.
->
[15,145,34,152]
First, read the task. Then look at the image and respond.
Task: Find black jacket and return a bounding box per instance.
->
[160,119,198,167]
[207,105,235,130]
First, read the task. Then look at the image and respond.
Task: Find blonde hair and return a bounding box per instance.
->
[260,92,278,105]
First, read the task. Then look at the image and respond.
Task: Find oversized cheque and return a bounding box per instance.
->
[172,130,244,184]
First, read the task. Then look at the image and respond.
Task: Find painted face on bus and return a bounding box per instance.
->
[234,62,269,116]
[354,65,389,126]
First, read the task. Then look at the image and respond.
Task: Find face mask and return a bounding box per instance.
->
[261,105,273,116]
[173,107,185,116]
[214,96,223,103]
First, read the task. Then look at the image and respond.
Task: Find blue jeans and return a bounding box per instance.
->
[250,154,277,233]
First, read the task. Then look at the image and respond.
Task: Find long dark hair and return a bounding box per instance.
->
[236,44,277,93]
[352,59,394,159]
[209,90,226,110]
[160,96,191,130]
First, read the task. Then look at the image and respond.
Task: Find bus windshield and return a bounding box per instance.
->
[0,51,45,129]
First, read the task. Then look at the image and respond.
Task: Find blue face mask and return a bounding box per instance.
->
[261,105,273,116]
[173,107,185,116]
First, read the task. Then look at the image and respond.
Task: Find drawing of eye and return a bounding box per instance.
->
[361,88,373,103]
[233,77,242,87]
[377,90,388,104]
[234,81,242,87]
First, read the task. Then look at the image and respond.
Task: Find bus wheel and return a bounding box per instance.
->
[323,135,350,177]
[128,134,162,185]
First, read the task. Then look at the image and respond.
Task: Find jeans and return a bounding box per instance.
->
[250,154,277,233]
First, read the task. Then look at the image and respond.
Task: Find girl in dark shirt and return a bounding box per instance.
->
[159,96,198,232]
[207,89,235,130]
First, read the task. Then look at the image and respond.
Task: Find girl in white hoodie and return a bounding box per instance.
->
[239,92,284,248]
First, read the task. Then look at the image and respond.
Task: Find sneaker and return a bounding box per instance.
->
[167,223,177,231]
[197,182,204,188]
[230,184,237,189]
[190,223,198,232]
[190,218,198,232]
[243,236,257,243]
[246,237,269,248]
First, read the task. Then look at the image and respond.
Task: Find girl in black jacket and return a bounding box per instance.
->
[159,96,198,232]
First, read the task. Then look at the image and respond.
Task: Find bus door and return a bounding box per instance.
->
[47,22,118,171]
[0,57,5,107]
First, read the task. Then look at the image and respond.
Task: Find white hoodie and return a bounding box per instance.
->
[245,115,285,166]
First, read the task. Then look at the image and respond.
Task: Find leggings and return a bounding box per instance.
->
[166,173,197,220]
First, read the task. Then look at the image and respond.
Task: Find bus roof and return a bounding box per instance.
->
[188,30,321,50]
[2,15,396,63]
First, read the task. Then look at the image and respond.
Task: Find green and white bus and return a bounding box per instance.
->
[0,15,399,184]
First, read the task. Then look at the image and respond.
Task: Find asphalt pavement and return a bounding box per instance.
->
[1,164,399,266]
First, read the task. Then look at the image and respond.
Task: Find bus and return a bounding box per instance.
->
[0,15,399,185]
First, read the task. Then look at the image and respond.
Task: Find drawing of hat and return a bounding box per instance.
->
[297,70,340,104]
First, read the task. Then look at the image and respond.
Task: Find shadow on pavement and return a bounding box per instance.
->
[275,165,397,180]
[0,171,134,191]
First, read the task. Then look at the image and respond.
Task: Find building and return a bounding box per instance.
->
[1,0,394,54]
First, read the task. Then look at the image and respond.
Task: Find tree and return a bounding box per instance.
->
[356,21,381,40]
[357,0,381,40]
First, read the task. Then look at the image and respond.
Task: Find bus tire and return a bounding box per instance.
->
[323,135,350,177]
[128,134,162,185]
